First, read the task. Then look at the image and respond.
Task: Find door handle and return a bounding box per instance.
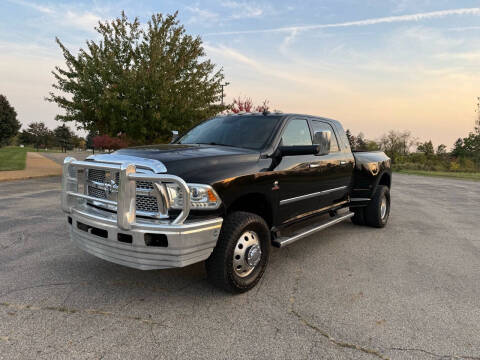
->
[340,161,347,165]
[309,163,320,168]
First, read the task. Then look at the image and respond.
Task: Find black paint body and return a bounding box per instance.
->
[115,114,391,229]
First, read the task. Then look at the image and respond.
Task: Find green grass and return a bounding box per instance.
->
[22,147,62,153]
[0,147,28,171]
[395,169,480,181]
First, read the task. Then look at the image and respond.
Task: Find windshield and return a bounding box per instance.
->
[178,115,282,150]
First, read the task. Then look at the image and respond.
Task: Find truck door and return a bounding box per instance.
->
[275,118,326,224]
[309,120,353,208]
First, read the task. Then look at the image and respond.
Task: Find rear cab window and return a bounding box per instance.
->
[310,120,340,152]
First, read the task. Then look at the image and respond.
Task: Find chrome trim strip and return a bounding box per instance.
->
[67,191,117,206]
[273,212,354,248]
[283,200,348,224]
[87,154,167,173]
[71,160,122,171]
[280,186,348,205]
[350,198,371,202]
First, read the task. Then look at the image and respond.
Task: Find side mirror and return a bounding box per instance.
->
[170,130,179,143]
[278,145,320,157]
[313,131,331,156]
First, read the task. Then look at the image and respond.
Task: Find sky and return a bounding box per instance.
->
[1,0,480,148]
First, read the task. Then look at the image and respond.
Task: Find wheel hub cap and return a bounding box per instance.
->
[246,244,262,267]
[233,231,261,277]
[380,195,388,219]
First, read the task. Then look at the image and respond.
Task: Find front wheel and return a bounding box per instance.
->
[205,211,270,293]
[364,185,390,228]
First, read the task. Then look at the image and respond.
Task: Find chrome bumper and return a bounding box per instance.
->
[67,206,222,270]
[61,156,223,270]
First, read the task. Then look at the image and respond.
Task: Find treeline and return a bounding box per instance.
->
[346,125,480,173]
[14,122,84,152]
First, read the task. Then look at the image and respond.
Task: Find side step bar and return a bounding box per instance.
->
[272,212,354,248]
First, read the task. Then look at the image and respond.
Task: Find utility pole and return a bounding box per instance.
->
[220,82,230,106]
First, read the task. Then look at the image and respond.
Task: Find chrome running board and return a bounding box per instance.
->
[272,212,354,248]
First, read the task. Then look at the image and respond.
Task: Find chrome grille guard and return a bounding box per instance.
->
[61,157,191,229]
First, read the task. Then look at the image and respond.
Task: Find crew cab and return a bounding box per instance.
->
[61,113,391,292]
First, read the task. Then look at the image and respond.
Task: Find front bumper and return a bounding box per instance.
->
[68,206,223,270]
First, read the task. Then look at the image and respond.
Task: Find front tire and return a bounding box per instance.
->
[364,185,390,228]
[206,211,270,293]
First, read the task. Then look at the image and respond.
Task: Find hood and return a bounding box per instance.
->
[114,144,262,184]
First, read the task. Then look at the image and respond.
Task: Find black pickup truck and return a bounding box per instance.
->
[61,113,391,292]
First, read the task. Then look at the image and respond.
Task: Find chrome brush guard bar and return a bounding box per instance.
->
[61,157,191,229]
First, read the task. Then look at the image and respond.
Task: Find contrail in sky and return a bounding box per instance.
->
[205,7,480,35]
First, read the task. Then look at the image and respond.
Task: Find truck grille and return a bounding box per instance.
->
[136,195,159,212]
[88,169,106,183]
[88,185,107,199]
[86,169,158,215]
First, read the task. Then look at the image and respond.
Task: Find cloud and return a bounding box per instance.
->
[436,52,480,61]
[185,6,219,24]
[63,11,101,32]
[5,0,102,32]
[220,0,264,19]
[206,7,480,35]
[5,0,53,14]
[448,25,480,32]
[203,43,348,91]
[279,29,298,54]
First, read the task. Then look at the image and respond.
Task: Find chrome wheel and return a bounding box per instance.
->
[233,230,261,278]
[380,195,388,220]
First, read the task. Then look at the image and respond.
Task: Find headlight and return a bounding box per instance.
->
[166,183,221,210]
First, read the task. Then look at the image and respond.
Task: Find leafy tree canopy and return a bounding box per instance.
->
[0,94,21,146]
[47,11,226,144]
[53,124,75,152]
[417,140,435,156]
[19,122,52,150]
[229,96,270,113]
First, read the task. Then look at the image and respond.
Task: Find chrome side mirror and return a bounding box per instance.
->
[313,131,331,156]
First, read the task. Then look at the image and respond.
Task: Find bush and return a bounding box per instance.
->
[92,135,128,151]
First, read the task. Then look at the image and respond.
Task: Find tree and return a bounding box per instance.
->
[230,96,270,113]
[345,129,354,148]
[53,124,74,152]
[365,140,380,151]
[417,140,434,156]
[436,144,447,155]
[354,132,367,151]
[47,12,226,144]
[378,130,416,161]
[85,131,96,150]
[93,134,128,151]
[0,94,21,146]
[19,122,52,150]
[452,138,465,157]
[345,130,377,151]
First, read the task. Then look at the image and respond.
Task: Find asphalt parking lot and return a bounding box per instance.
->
[0,174,479,359]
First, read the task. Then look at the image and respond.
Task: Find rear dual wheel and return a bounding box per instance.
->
[351,185,390,228]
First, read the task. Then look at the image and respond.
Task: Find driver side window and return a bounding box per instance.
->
[281,119,312,146]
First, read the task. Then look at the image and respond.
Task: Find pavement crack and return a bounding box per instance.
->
[0,282,85,297]
[389,347,480,360]
[291,309,388,359]
[287,268,387,360]
[0,301,169,328]
[149,323,161,348]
